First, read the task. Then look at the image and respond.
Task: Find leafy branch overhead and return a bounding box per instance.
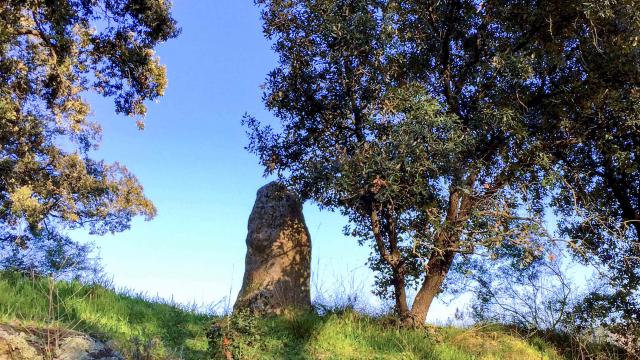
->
[0,0,179,271]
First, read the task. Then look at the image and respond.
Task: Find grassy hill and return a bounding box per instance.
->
[209,310,563,360]
[0,271,212,359]
[0,271,565,359]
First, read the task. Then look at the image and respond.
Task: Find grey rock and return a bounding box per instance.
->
[56,334,122,360]
[0,324,122,360]
[234,182,312,314]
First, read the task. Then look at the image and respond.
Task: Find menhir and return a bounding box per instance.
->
[234,182,311,314]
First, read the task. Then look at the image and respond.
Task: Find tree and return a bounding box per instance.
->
[525,0,640,346]
[0,228,101,280]
[245,0,570,325]
[0,0,179,271]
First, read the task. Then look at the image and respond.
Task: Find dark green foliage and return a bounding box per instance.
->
[494,0,640,345]
[208,310,263,359]
[246,0,640,330]
[246,0,562,323]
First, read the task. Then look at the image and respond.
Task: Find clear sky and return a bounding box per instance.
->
[74,0,462,322]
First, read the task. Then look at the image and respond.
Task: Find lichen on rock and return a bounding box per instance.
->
[234,182,312,314]
[0,324,123,360]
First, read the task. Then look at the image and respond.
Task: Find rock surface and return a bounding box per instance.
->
[0,324,122,360]
[234,182,312,314]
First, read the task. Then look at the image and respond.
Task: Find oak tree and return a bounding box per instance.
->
[0,0,178,273]
[246,0,562,324]
[530,0,640,341]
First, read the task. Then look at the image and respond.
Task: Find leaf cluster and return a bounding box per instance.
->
[0,0,178,273]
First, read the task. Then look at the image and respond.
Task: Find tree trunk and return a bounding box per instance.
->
[404,185,472,326]
[407,250,457,325]
[369,208,412,320]
[391,267,411,320]
[370,184,473,327]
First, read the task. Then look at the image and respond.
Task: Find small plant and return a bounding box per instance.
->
[207,310,260,360]
[130,336,160,360]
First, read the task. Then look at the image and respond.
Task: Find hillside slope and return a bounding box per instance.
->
[0,272,564,359]
[209,310,563,360]
[0,272,211,359]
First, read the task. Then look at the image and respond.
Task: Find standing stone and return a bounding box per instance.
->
[234,182,312,314]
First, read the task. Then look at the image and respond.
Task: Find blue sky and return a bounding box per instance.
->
[75,0,463,321]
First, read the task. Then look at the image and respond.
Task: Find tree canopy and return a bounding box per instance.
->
[540,0,640,337]
[246,0,640,325]
[0,0,179,273]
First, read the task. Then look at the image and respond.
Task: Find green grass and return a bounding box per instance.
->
[211,310,564,360]
[0,271,213,359]
[0,272,565,359]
